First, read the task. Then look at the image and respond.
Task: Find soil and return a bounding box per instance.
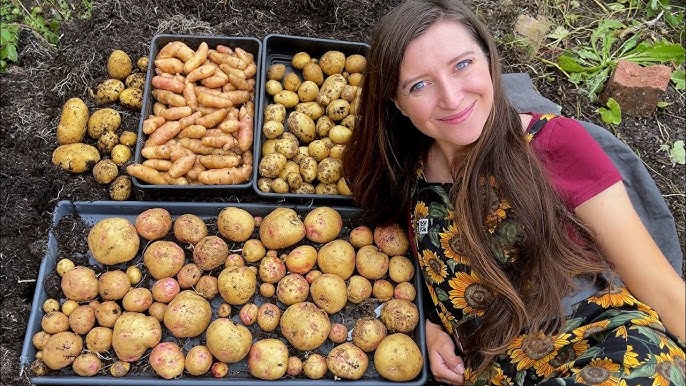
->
[1,1,683,385]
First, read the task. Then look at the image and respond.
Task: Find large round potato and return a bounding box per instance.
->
[206,318,252,363]
[217,207,255,242]
[317,239,356,279]
[259,207,306,249]
[42,331,83,370]
[163,290,212,338]
[143,240,185,279]
[217,266,256,305]
[303,206,343,243]
[326,342,368,380]
[61,266,99,302]
[374,333,423,381]
[355,245,390,280]
[87,217,140,265]
[280,302,330,351]
[373,223,410,256]
[380,299,419,333]
[248,338,289,380]
[112,312,162,362]
[310,273,347,314]
[149,342,185,380]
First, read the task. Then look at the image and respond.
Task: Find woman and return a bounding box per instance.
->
[342,0,685,384]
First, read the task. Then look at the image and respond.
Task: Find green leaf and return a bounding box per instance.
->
[597,97,622,125]
[664,11,684,29]
[585,67,611,101]
[577,47,601,62]
[625,41,685,65]
[548,26,570,40]
[671,69,685,90]
[666,140,685,165]
[436,287,450,302]
[4,43,17,61]
[558,55,590,73]
[656,101,672,108]
[608,2,626,11]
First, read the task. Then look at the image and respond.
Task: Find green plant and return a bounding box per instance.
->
[596,97,622,125]
[672,69,685,90]
[660,140,686,166]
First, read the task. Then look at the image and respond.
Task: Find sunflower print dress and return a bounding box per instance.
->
[410,115,686,385]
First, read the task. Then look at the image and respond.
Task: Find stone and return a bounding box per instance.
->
[514,14,552,48]
[601,59,672,117]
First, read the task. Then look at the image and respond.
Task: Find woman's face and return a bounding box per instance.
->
[394,20,493,159]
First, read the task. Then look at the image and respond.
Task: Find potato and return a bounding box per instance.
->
[373,279,395,301]
[87,108,121,140]
[326,99,350,122]
[94,301,121,328]
[217,206,255,242]
[239,303,259,325]
[55,258,75,277]
[119,130,137,146]
[143,240,185,279]
[218,266,256,305]
[297,80,319,102]
[302,62,324,86]
[110,144,132,165]
[303,206,342,243]
[264,103,287,123]
[87,217,139,265]
[394,281,417,301]
[316,115,335,137]
[374,333,423,381]
[52,143,101,174]
[94,78,125,104]
[350,225,374,248]
[163,290,212,338]
[56,97,89,145]
[319,50,346,76]
[61,266,99,302]
[108,50,133,80]
[109,175,132,201]
[326,342,368,380]
[248,338,289,380]
[125,72,146,90]
[92,159,119,184]
[267,63,286,81]
[195,275,219,299]
[303,353,327,379]
[287,356,303,376]
[258,255,286,284]
[148,302,167,321]
[242,239,266,263]
[284,245,318,275]
[61,300,78,316]
[193,235,229,271]
[119,87,143,109]
[122,287,153,312]
[85,326,112,353]
[275,137,299,159]
[151,277,180,303]
[315,182,339,195]
[41,311,69,334]
[310,273,348,314]
[280,302,331,351]
[282,72,302,92]
[135,208,172,240]
[72,352,102,377]
[292,51,311,70]
[317,157,343,184]
[374,223,410,256]
[356,245,390,280]
[347,275,372,304]
[287,111,316,144]
[42,331,83,370]
[329,144,346,159]
[259,207,306,250]
[176,263,202,289]
[307,140,328,162]
[317,74,346,106]
[265,79,283,96]
[206,318,252,363]
[185,345,213,376]
[329,323,348,344]
[149,342,185,379]
[97,130,119,155]
[345,54,367,73]
[389,255,415,283]
[68,305,96,335]
[276,273,309,305]
[259,282,275,298]
[380,298,419,333]
[274,89,299,108]
[348,72,363,86]
[173,214,208,244]
[112,312,162,362]
[32,331,51,351]
[211,362,229,378]
[110,360,130,377]
[352,318,387,352]
[263,120,284,139]
[317,239,356,280]
[136,56,149,71]
[256,303,281,332]
[299,156,318,183]
[328,124,352,144]
[42,298,59,313]
[259,152,287,178]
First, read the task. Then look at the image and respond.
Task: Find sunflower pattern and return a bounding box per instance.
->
[412,114,685,385]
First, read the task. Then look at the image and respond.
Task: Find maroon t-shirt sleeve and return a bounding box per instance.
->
[530,116,622,209]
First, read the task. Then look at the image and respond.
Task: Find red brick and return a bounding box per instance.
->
[601,59,672,117]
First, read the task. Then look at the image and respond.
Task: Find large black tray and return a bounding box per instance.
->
[20,200,428,385]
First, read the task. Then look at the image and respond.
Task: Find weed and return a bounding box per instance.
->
[661,140,686,165]
[596,97,622,125]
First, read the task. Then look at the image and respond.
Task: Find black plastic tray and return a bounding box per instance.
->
[132,34,262,191]
[252,34,370,202]
[20,200,428,385]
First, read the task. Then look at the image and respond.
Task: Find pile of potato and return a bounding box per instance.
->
[257,49,366,195]
[52,49,147,200]
[126,40,257,186]
[30,205,424,382]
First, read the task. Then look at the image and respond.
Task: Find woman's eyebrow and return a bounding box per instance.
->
[398,50,476,91]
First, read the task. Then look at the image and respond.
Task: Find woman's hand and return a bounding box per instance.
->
[426,319,465,385]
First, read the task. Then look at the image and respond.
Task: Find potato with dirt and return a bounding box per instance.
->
[303,353,328,379]
[217,206,255,242]
[122,287,153,312]
[206,318,252,363]
[276,273,309,305]
[112,312,162,362]
[389,255,415,283]
[326,342,368,380]
[258,255,286,283]
[87,217,140,265]
[185,345,213,376]
[217,266,256,305]
[143,240,185,279]
[68,304,96,335]
[284,245,318,275]
[42,331,83,370]
[259,207,306,249]
[163,290,212,338]
[193,235,229,271]
[352,317,387,352]
[310,273,348,314]
[92,159,119,184]
[56,97,89,145]
[280,301,331,351]
[85,326,112,353]
[347,275,372,304]
[173,214,207,244]
[374,333,423,381]
[61,266,99,302]
[374,223,410,256]
[134,208,172,240]
[248,338,289,380]
[380,298,419,333]
[355,245,390,280]
[87,107,121,140]
[149,341,185,379]
[52,143,101,174]
[303,206,343,243]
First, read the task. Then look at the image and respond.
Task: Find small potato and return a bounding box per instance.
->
[287,356,303,376]
[92,159,119,184]
[119,87,143,110]
[136,56,149,72]
[32,331,52,350]
[98,269,131,300]
[394,281,417,301]
[350,225,374,248]
[319,50,346,76]
[42,331,83,370]
[317,157,343,184]
[273,89,299,108]
[41,311,69,334]
[352,318,387,352]
[374,333,423,381]
[94,301,121,328]
[87,108,121,139]
[97,130,119,155]
[285,245,318,275]
[108,50,133,80]
[122,287,153,312]
[43,298,60,313]
[248,338,289,380]
[276,273,309,305]
[380,298,419,333]
[347,275,372,304]
[271,177,289,193]
[326,342,368,380]
[345,54,367,73]
[193,235,229,271]
[225,252,246,268]
[303,353,327,379]
[125,72,146,90]
[389,255,415,283]
[211,362,229,378]
[195,275,219,299]
[94,78,125,104]
[110,144,132,166]
[282,72,302,92]
[135,207,172,241]
[151,277,180,303]
[292,52,311,70]
[317,74,347,105]
[328,124,352,144]
[52,143,101,174]
[326,99,350,122]
[239,303,259,325]
[299,157,318,183]
[176,263,202,289]
[148,302,167,321]
[256,303,281,332]
[119,130,137,146]
[316,115,335,137]
[72,352,102,377]
[307,140,329,162]
[302,62,324,86]
[275,137,299,159]
[329,323,348,344]
[143,240,185,279]
[265,79,283,96]
[217,266,256,305]
[263,103,287,123]
[109,175,132,201]
[373,223,410,256]
[267,63,287,81]
[329,144,346,159]
[86,326,113,352]
[373,279,395,301]
[258,255,286,284]
[149,342,185,379]
[55,258,75,277]
[259,282,275,298]
[259,152,288,178]
[61,300,79,316]
[262,120,284,139]
[110,360,130,377]
[126,265,142,284]
[173,214,208,244]
[61,266,99,302]
[298,80,319,102]
[112,312,162,362]
[185,345,213,376]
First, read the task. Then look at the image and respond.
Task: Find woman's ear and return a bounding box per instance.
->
[393,99,407,116]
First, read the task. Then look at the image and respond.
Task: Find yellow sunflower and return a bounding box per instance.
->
[615,325,628,339]
[489,366,512,386]
[571,320,611,341]
[571,358,620,386]
[587,285,637,308]
[636,301,660,320]
[652,352,676,386]
[439,223,468,264]
[448,271,493,316]
[507,331,572,377]
[484,201,509,233]
[421,249,447,284]
[622,345,642,374]
[425,283,439,306]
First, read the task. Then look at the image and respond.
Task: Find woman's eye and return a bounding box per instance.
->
[409,81,426,93]
[455,59,473,71]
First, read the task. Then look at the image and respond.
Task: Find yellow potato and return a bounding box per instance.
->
[287,111,316,144]
[273,90,299,108]
[217,206,255,242]
[265,79,283,96]
[87,108,120,140]
[282,72,302,92]
[302,62,324,86]
[56,98,89,145]
[374,333,423,381]
[345,54,367,73]
[318,50,346,76]
[110,144,132,166]
[109,175,132,201]
[291,52,311,70]
[94,78,125,104]
[87,217,139,265]
[92,159,119,184]
[107,50,133,80]
[259,207,306,249]
[326,99,350,121]
[295,101,324,120]
[119,87,143,110]
[52,143,101,173]
[125,73,146,90]
[317,239,356,279]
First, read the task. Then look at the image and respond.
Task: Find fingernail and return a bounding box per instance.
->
[455,363,465,373]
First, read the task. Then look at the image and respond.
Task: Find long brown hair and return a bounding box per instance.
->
[343,0,609,369]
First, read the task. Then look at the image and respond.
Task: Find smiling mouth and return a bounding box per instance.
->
[439,102,475,124]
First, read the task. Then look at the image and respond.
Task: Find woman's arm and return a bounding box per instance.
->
[575,181,685,343]
[425,320,465,385]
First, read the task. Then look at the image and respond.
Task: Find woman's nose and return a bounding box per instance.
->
[436,79,463,109]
